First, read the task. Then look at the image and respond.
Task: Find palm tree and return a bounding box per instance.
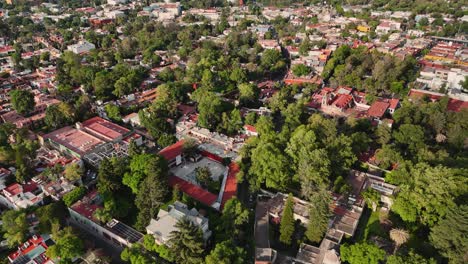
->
[168,218,205,264]
[390,228,410,254]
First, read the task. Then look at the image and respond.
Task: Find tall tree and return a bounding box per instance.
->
[168,218,205,264]
[218,198,249,241]
[306,190,331,243]
[249,141,292,191]
[9,89,35,115]
[135,155,170,230]
[279,194,295,245]
[430,204,468,264]
[123,153,153,194]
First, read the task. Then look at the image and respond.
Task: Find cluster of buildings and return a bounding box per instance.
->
[255,170,398,264]
[0,0,466,263]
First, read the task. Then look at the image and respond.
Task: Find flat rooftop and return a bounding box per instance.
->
[81,116,130,141]
[43,126,105,156]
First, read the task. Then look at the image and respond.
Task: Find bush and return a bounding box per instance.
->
[63,186,87,206]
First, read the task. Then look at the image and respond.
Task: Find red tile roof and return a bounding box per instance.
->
[4,183,22,196]
[244,124,257,133]
[367,101,390,118]
[8,235,51,263]
[159,140,184,161]
[70,190,101,222]
[333,94,353,109]
[388,98,399,109]
[168,176,217,206]
[221,163,238,209]
[408,89,468,112]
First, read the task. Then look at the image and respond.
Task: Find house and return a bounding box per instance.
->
[122,112,141,127]
[0,181,45,209]
[146,201,212,245]
[107,0,127,5]
[258,39,281,51]
[158,140,184,167]
[0,94,60,129]
[7,235,54,264]
[367,101,389,122]
[357,25,371,33]
[376,20,401,34]
[243,124,258,136]
[68,190,143,248]
[267,193,311,225]
[67,40,95,54]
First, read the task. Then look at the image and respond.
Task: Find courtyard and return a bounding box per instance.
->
[169,157,227,186]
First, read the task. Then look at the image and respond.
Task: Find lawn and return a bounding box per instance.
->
[353,208,389,243]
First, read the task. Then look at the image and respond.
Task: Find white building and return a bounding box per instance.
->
[0,182,45,210]
[146,201,212,245]
[67,40,95,54]
[68,190,143,248]
[107,0,127,5]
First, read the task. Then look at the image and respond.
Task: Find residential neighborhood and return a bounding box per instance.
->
[0,0,466,264]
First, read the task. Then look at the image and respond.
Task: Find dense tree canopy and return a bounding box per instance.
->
[10,89,35,115]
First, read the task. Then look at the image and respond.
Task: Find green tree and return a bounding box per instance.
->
[104,104,121,122]
[260,49,286,74]
[195,166,212,186]
[45,103,74,129]
[430,204,468,264]
[36,202,67,234]
[64,162,83,182]
[306,190,331,243]
[418,17,429,27]
[168,218,205,264]
[93,71,114,100]
[113,76,133,98]
[93,208,112,224]
[205,240,247,264]
[279,194,295,245]
[340,242,386,264]
[123,153,153,194]
[392,164,465,226]
[362,188,380,212]
[63,186,87,206]
[238,83,259,106]
[196,91,223,130]
[387,251,436,264]
[393,124,425,154]
[135,155,170,230]
[249,141,292,190]
[121,244,153,264]
[218,198,249,241]
[292,64,311,77]
[9,89,35,115]
[375,124,391,145]
[1,210,28,247]
[46,227,84,262]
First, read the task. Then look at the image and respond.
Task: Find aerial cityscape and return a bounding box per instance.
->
[0,0,466,264]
